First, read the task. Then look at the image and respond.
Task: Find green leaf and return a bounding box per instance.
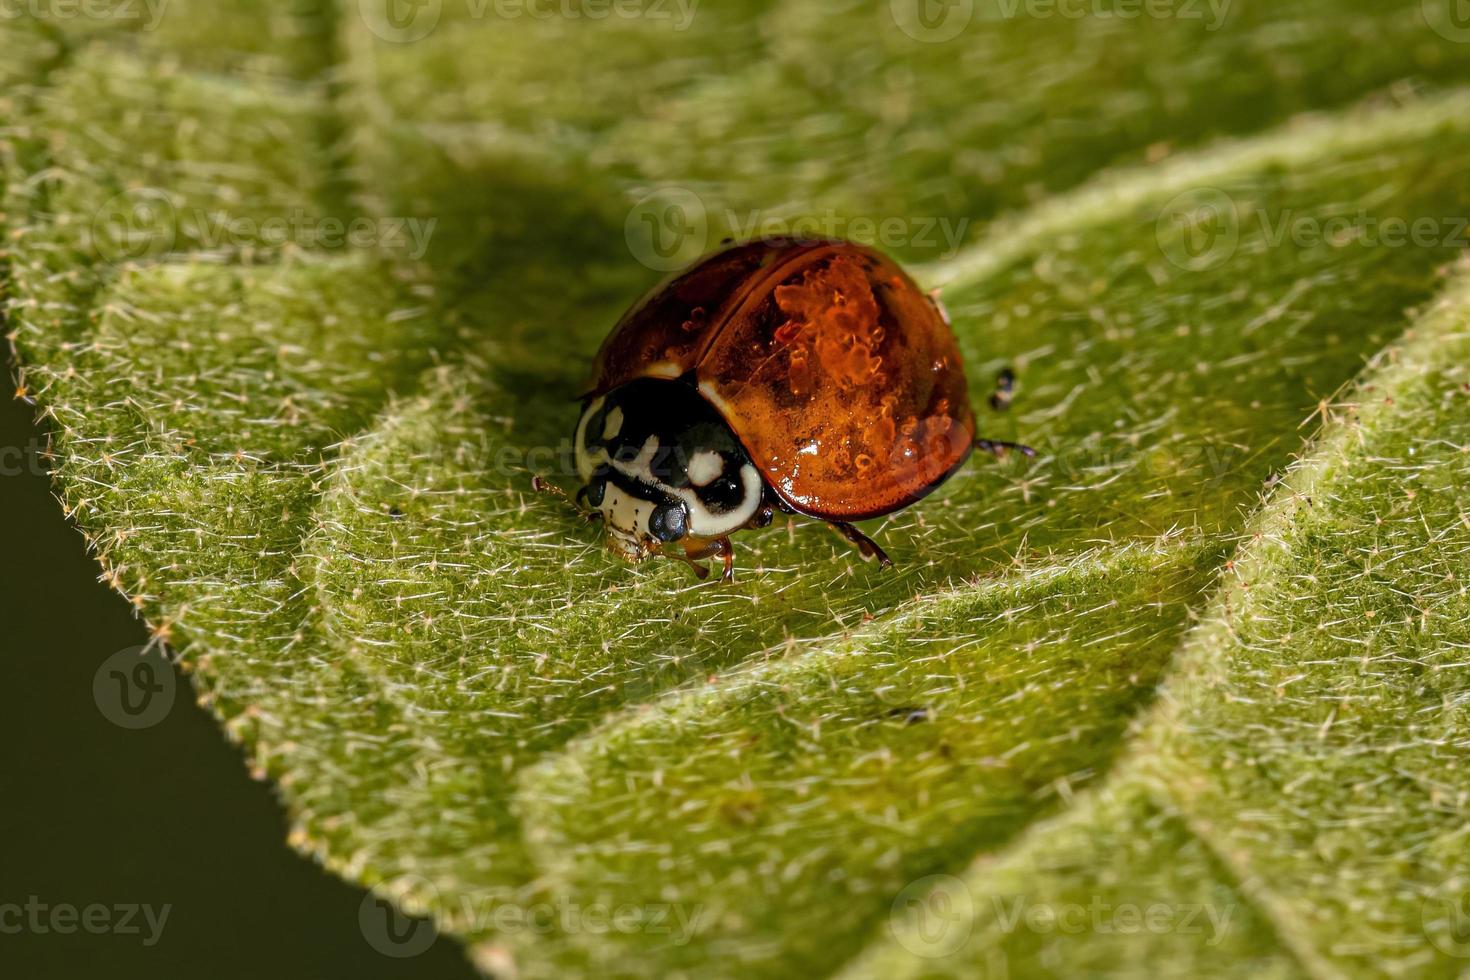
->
[4,3,1470,977]
[849,269,1470,980]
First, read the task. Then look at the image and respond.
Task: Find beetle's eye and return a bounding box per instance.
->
[648,502,688,543]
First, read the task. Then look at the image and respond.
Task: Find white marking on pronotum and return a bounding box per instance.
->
[687,449,724,487]
[676,462,762,538]
[573,395,606,484]
[629,436,659,473]
[602,406,624,441]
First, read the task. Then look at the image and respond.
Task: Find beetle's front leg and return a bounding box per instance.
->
[684,536,735,584]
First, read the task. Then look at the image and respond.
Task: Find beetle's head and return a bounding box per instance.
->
[572,378,764,564]
[577,471,690,563]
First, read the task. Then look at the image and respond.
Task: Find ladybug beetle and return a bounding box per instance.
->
[544,237,1032,582]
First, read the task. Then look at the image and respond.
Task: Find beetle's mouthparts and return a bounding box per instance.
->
[605,526,653,563]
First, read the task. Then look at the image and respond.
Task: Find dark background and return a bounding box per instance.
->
[0,352,478,978]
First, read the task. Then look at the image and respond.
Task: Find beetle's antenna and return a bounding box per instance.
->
[978,368,1034,457]
[989,368,1016,412]
[531,475,568,498]
[535,476,606,525]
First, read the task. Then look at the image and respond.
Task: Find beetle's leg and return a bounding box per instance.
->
[718,541,735,584]
[746,502,775,530]
[666,548,711,582]
[974,438,1036,458]
[684,536,736,584]
[829,522,894,569]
